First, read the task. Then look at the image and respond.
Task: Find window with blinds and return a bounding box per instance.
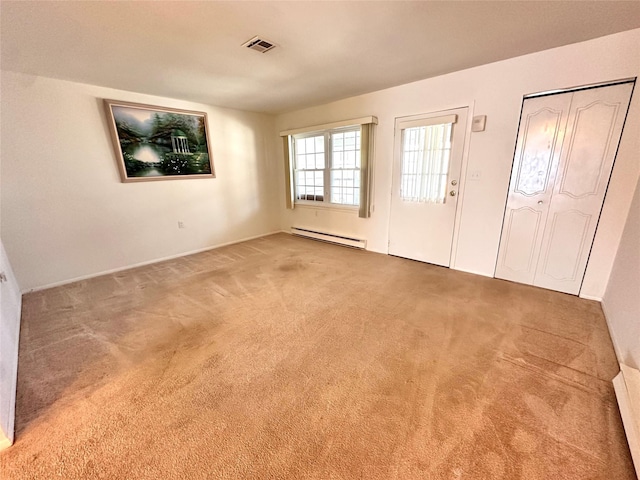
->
[330,129,361,206]
[281,116,376,218]
[294,134,325,202]
[400,122,453,203]
[292,127,361,206]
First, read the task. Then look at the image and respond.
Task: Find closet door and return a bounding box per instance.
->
[494,93,572,285]
[496,82,634,295]
[533,82,634,294]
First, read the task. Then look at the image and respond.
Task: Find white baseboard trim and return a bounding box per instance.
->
[613,365,640,478]
[0,434,12,452]
[600,299,624,365]
[451,266,493,278]
[25,230,286,293]
[579,293,603,302]
[603,300,639,476]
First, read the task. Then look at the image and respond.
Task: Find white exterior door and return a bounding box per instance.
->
[496,82,634,295]
[389,108,468,267]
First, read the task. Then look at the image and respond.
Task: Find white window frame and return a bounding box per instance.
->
[291,125,361,209]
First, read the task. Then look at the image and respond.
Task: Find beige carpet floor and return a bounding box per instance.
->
[0,233,634,479]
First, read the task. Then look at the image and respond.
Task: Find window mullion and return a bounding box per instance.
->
[291,141,299,201]
[324,132,331,204]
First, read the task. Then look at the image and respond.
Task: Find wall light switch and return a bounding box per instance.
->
[472,115,487,132]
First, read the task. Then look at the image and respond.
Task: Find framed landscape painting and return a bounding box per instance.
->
[104,99,215,182]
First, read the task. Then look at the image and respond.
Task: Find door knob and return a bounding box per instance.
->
[451,180,458,186]
[538,200,543,205]
[450,190,456,197]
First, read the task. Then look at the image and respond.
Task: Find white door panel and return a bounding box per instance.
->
[496,81,634,295]
[495,94,572,284]
[501,207,543,274]
[389,108,468,267]
[533,82,634,294]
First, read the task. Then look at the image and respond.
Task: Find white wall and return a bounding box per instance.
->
[603,176,640,370]
[0,240,22,449]
[1,32,638,294]
[1,71,280,291]
[276,29,640,299]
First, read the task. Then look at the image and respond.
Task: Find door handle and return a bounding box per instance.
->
[450,190,456,197]
[538,200,543,205]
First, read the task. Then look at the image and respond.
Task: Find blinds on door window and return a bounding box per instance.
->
[399,115,456,204]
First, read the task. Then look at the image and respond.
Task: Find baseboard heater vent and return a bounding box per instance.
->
[613,364,640,478]
[290,227,366,249]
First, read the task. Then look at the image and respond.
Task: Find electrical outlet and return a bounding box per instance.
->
[178,221,185,229]
[469,170,482,181]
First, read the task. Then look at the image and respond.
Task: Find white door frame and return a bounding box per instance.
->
[446,103,475,270]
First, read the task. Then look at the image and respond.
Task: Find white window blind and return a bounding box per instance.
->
[292,127,361,205]
[294,134,326,202]
[400,122,453,204]
[330,129,361,206]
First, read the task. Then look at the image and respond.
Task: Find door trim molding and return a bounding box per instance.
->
[524,77,636,100]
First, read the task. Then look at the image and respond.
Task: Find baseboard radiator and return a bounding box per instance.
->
[613,364,640,478]
[290,227,366,249]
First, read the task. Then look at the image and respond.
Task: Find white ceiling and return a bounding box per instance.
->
[2,1,640,114]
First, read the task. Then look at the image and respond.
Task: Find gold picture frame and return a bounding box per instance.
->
[104,99,215,182]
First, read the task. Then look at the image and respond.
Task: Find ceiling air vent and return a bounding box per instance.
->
[242,36,276,53]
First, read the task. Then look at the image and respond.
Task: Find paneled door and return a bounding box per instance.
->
[496,82,634,295]
[494,94,572,286]
[389,108,468,267]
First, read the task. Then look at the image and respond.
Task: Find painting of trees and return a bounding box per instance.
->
[106,100,214,182]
